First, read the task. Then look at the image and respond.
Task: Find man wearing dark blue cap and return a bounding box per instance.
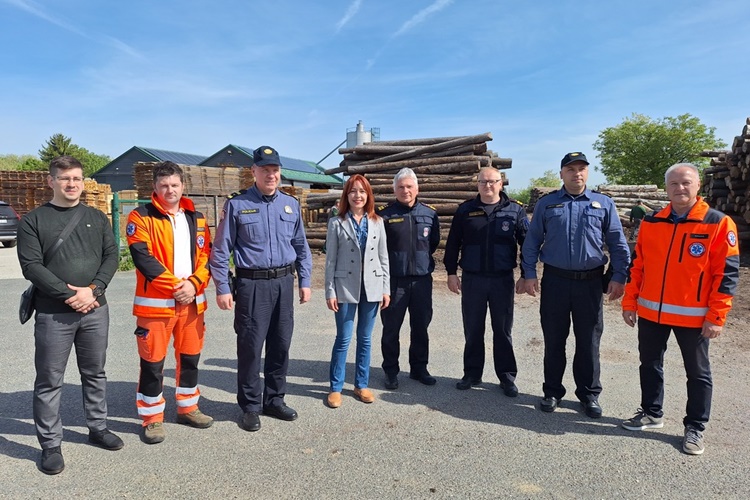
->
[210,146,312,432]
[520,152,629,418]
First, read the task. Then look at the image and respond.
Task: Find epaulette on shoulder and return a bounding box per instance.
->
[227,189,246,199]
[377,204,388,211]
[510,199,524,206]
[422,203,437,211]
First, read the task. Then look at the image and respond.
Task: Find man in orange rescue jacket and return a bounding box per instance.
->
[621,163,739,456]
[127,161,213,444]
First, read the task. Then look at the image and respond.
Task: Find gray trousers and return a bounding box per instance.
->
[33,305,110,449]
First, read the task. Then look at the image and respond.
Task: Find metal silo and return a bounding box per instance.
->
[346,120,379,148]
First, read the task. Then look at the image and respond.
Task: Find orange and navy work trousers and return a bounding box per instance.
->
[134,302,205,426]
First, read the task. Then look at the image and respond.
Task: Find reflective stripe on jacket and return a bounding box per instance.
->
[127,193,211,317]
[622,197,739,328]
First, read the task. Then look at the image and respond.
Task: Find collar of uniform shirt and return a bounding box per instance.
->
[561,187,590,200]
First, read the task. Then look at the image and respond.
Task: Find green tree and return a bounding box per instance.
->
[39,133,74,163]
[38,133,111,177]
[592,113,726,187]
[18,156,46,171]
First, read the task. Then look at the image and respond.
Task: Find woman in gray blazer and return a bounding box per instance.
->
[324,175,390,408]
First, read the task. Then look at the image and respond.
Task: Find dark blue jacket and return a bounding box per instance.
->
[377,200,440,277]
[444,192,529,276]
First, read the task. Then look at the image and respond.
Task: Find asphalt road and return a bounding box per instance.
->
[1,245,748,499]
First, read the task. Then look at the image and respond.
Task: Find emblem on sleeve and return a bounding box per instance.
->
[501,221,510,232]
[727,231,737,247]
[126,222,136,236]
[197,235,205,248]
[688,242,705,257]
[423,227,430,237]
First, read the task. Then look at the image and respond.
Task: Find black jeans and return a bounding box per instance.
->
[637,317,712,431]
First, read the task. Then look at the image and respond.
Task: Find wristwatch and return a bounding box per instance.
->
[88,284,105,297]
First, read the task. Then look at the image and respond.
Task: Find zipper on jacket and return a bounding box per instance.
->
[408,207,415,276]
[656,222,679,322]
[677,233,687,263]
[696,271,703,302]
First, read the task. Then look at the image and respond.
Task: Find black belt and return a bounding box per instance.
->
[236,264,294,280]
[543,264,604,280]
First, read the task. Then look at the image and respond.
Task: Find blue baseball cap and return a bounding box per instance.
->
[253,146,282,167]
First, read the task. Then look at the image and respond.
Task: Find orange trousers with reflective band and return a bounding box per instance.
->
[135,302,205,426]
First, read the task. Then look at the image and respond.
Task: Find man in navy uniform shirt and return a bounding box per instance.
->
[377,168,440,390]
[521,152,629,418]
[210,146,312,432]
[444,167,529,396]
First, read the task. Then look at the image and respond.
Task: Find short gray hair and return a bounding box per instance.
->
[393,168,418,188]
[664,163,700,185]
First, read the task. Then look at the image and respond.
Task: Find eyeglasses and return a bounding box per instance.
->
[478,179,501,186]
[56,176,84,183]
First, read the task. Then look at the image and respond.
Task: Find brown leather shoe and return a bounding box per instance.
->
[327,392,342,408]
[353,388,375,403]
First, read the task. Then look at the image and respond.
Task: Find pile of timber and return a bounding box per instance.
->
[527,187,558,213]
[700,117,750,244]
[596,185,669,228]
[0,170,111,216]
[310,132,511,249]
[133,162,254,200]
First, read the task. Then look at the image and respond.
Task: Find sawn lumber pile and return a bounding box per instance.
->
[308,132,512,248]
[700,117,750,244]
[0,170,111,216]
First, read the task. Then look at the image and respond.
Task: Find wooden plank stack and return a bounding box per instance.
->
[133,163,254,200]
[700,117,750,244]
[0,170,112,216]
[310,132,511,249]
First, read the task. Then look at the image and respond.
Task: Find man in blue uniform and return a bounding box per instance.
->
[377,168,440,390]
[521,152,629,418]
[444,167,529,396]
[210,146,312,432]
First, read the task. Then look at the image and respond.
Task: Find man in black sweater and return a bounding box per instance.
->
[17,155,122,475]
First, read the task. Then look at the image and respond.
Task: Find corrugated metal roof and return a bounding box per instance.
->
[281,169,343,185]
[139,147,207,165]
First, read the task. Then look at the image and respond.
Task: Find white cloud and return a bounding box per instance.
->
[336,0,363,33]
[393,0,453,38]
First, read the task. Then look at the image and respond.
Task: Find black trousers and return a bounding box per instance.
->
[637,317,712,431]
[234,273,294,413]
[380,275,433,376]
[540,272,603,402]
[460,272,517,384]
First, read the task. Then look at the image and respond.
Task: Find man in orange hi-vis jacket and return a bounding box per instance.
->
[620,163,739,456]
[127,161,212,444]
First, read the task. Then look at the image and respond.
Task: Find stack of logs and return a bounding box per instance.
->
[700,117,750,244]
[527,187,557,213]
[304,133,511,249]
[597,185,669,228]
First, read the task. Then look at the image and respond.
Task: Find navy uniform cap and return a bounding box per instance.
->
[560,152,589,168]
[253,146,282,167]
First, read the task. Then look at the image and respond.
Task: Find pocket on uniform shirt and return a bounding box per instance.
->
[584,210,605,229]
[237,214,261,239]
[279,213,296,237]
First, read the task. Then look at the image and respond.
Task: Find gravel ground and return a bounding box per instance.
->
[1,246,749,499]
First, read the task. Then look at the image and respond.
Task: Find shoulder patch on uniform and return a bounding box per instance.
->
[227,189,246,199]
[126,222,136,237]
[727,230,737,247]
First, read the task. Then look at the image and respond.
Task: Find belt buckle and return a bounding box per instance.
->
[269,268,278,278]
[573,271,584,280]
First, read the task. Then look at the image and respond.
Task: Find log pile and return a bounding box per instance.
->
[596,185,669,228]
[0,170,111,216]
[310,133,511,249]
[700,117,750,244]
[527,187,558,213]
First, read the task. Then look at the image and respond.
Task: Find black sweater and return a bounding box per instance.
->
[17,203,118,314]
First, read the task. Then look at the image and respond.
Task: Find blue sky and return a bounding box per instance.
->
[1,0,748,188]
